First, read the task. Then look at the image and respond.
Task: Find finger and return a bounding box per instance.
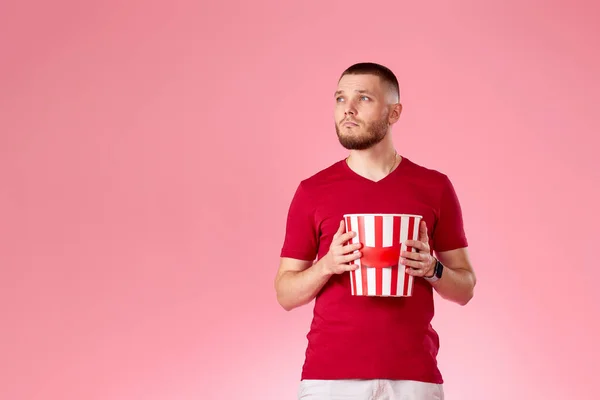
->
[404,240,427,252]
[333,241,360,256]
[335,231,357,246]
[419,220,429,242]
[340,242,362,255]
[404,266,425,277]
[337,263,359,273]
[399,257,423,269]
[400,250,424,261]
[340,251,362,264]
[344,260,360,268]
[332,220,345,240]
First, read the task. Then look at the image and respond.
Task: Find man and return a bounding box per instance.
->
[275,62,476,400]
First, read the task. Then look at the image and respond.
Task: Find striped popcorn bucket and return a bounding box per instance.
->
[343,214,423,297]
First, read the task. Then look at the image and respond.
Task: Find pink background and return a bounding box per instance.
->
[1,0,599,399]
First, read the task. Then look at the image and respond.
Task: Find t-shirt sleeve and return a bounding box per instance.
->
[280,182,319,261]
[432,175,469,252]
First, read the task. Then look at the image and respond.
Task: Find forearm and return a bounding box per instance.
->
[276,258,331,311]
[430,265,475,306]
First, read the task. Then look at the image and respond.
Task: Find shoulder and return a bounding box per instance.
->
[296,159,346,191]
[402,157,451,187]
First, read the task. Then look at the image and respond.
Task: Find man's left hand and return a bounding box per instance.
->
[400,220,436,278]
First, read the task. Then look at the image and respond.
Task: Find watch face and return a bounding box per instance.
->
[435,260,443,278]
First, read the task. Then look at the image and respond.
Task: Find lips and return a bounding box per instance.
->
[342,120,359,126]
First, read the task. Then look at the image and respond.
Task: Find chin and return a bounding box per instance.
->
[340,126,362,135]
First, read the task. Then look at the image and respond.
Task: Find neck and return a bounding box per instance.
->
[346,140,400,182]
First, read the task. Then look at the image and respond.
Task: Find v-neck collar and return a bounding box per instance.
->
[340,155,410,184]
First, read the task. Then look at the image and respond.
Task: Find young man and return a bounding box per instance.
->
[275,62,476,400]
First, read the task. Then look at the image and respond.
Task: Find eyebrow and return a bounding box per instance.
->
[334,89,376,97]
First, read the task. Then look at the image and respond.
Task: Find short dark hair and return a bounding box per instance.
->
[339,62,400,101]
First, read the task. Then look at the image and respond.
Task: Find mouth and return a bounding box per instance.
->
[342,120,359,127]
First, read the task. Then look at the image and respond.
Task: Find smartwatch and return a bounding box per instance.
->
[424,258,444,283]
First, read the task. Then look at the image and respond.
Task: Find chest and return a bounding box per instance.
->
[313,181,440,256]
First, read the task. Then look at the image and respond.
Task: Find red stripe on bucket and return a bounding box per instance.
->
[391,216,400,296]
[404,217,416,296]
[346,216,357,295]
[374,216,383,296]
[358,216,368,296]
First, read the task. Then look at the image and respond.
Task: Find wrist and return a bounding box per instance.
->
[316,256,334,278]
[424,267,435,278]
[424,257,443,283]
[424,258,436,278]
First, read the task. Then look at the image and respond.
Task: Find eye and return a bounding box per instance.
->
[360,96,370,101]
[336,97,345,102]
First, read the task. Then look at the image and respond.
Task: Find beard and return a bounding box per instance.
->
[335,113,389,150]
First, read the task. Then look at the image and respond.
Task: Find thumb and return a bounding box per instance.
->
[333,219,345,239]
[419,220,429,242]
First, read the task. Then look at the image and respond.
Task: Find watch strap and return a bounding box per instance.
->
[424,258,443,283]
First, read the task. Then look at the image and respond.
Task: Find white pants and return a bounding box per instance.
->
[298,379,444,400]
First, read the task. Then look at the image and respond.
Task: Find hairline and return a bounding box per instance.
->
[337,72,399,104]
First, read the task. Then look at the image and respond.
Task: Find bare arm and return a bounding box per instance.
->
[430,247,476,305]
[403,221,476,306]
[275,220,362,311]
[274,258,330,311]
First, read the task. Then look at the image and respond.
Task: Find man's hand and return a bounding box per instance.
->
[401,220,436,278]
[401,220,476,304]
[275,220,362,311]
[320,220,363,276]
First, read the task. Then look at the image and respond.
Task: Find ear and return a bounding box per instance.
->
[388,103,402,124]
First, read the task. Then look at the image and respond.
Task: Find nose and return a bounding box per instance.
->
[344,100,357,116]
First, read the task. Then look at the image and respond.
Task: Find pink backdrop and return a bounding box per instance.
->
[2,0,599,399]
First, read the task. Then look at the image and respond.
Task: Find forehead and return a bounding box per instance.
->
[336,74,384,94]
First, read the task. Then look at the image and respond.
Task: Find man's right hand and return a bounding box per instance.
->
[320,220,363,276]
[275,219,363,311]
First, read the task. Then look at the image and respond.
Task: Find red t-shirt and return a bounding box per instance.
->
[280,156,469,383]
